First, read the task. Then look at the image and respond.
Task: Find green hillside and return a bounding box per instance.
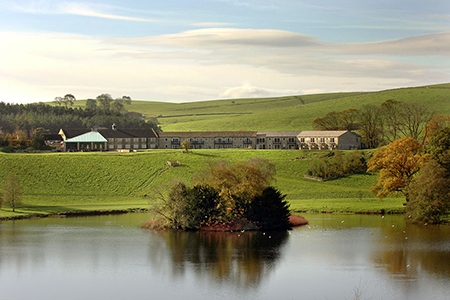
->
[5,83,445,219]
[66,83,449,132]
[0,150,404,219]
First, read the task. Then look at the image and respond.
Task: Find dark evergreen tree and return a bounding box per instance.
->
[244,187,291,230]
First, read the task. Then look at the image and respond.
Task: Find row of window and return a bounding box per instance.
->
[300,137,336,143]
[166,137,298,144]
[167,144,250,149]
[107,138,156,143]
[109,144,148,149]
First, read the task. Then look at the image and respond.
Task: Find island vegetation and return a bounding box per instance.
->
[144,159,297,231]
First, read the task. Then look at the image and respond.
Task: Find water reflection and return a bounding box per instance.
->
[1,214,449,300]
[147,230,289,288]
[373,222,450,279]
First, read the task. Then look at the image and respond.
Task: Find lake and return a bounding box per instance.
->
[0,213,449,299]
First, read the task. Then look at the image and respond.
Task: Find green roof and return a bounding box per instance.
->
[64,131,107,143]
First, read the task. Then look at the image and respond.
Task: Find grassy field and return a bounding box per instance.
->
[67,83,450,132]
[0,150,405,220]
[6,84,445,219]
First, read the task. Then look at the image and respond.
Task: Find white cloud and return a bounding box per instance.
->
[129,28,323,48]
[122,28,450,56]
[58,2,157,22]
[210,0,280,10]
[190,22,235,27]
[220,84,298,99]
[7,1,158,22]
[0,29,448,104]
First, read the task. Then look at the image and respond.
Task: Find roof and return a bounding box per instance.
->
[97,128,158,139]
[59,128,90,139]
[44,134,63,141]
[64,131,107,143]
[59,126,158,140]
[297,130,350,137]
[158,131,257,138]
[257,131,301,137]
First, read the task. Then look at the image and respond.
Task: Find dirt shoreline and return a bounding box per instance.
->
[0,209,403,222]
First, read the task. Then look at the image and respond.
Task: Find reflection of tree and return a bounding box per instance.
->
[147,230,289,288]
[372,223,450,279]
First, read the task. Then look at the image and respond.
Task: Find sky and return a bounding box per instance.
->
[0,0,449,104]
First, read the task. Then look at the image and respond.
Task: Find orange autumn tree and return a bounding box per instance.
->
[367,137,429,201]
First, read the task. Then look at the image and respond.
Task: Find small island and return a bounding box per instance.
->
[143,158,308,231]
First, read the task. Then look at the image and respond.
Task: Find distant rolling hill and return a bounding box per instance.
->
[69,83,450,132]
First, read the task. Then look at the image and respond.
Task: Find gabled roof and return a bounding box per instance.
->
[59,128,90,139]
[297,130,349,137]
[64,131,107,143]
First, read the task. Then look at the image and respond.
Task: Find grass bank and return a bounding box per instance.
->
[0,150,405,220]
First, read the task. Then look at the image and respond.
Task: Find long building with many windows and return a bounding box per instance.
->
[54,124,361,152]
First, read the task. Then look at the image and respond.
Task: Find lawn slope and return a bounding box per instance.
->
[0,150,405,219]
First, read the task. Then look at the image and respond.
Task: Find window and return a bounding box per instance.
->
[320,138,325,143]
[330,138,335,143]
[133,138,139,143]
[274,138,281,143]
[300,138,305,143]
[310,138,315,143]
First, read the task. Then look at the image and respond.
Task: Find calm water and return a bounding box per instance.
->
[0,213,449,300]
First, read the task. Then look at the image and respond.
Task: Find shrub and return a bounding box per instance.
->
[154,159,290,231]
[166,182,223,230]
[308,150,367,180]
[406,160,450,224]
[244,187,291,230]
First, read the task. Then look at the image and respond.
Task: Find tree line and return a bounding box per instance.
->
[0,94,160,150]
[312,100,450,148]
